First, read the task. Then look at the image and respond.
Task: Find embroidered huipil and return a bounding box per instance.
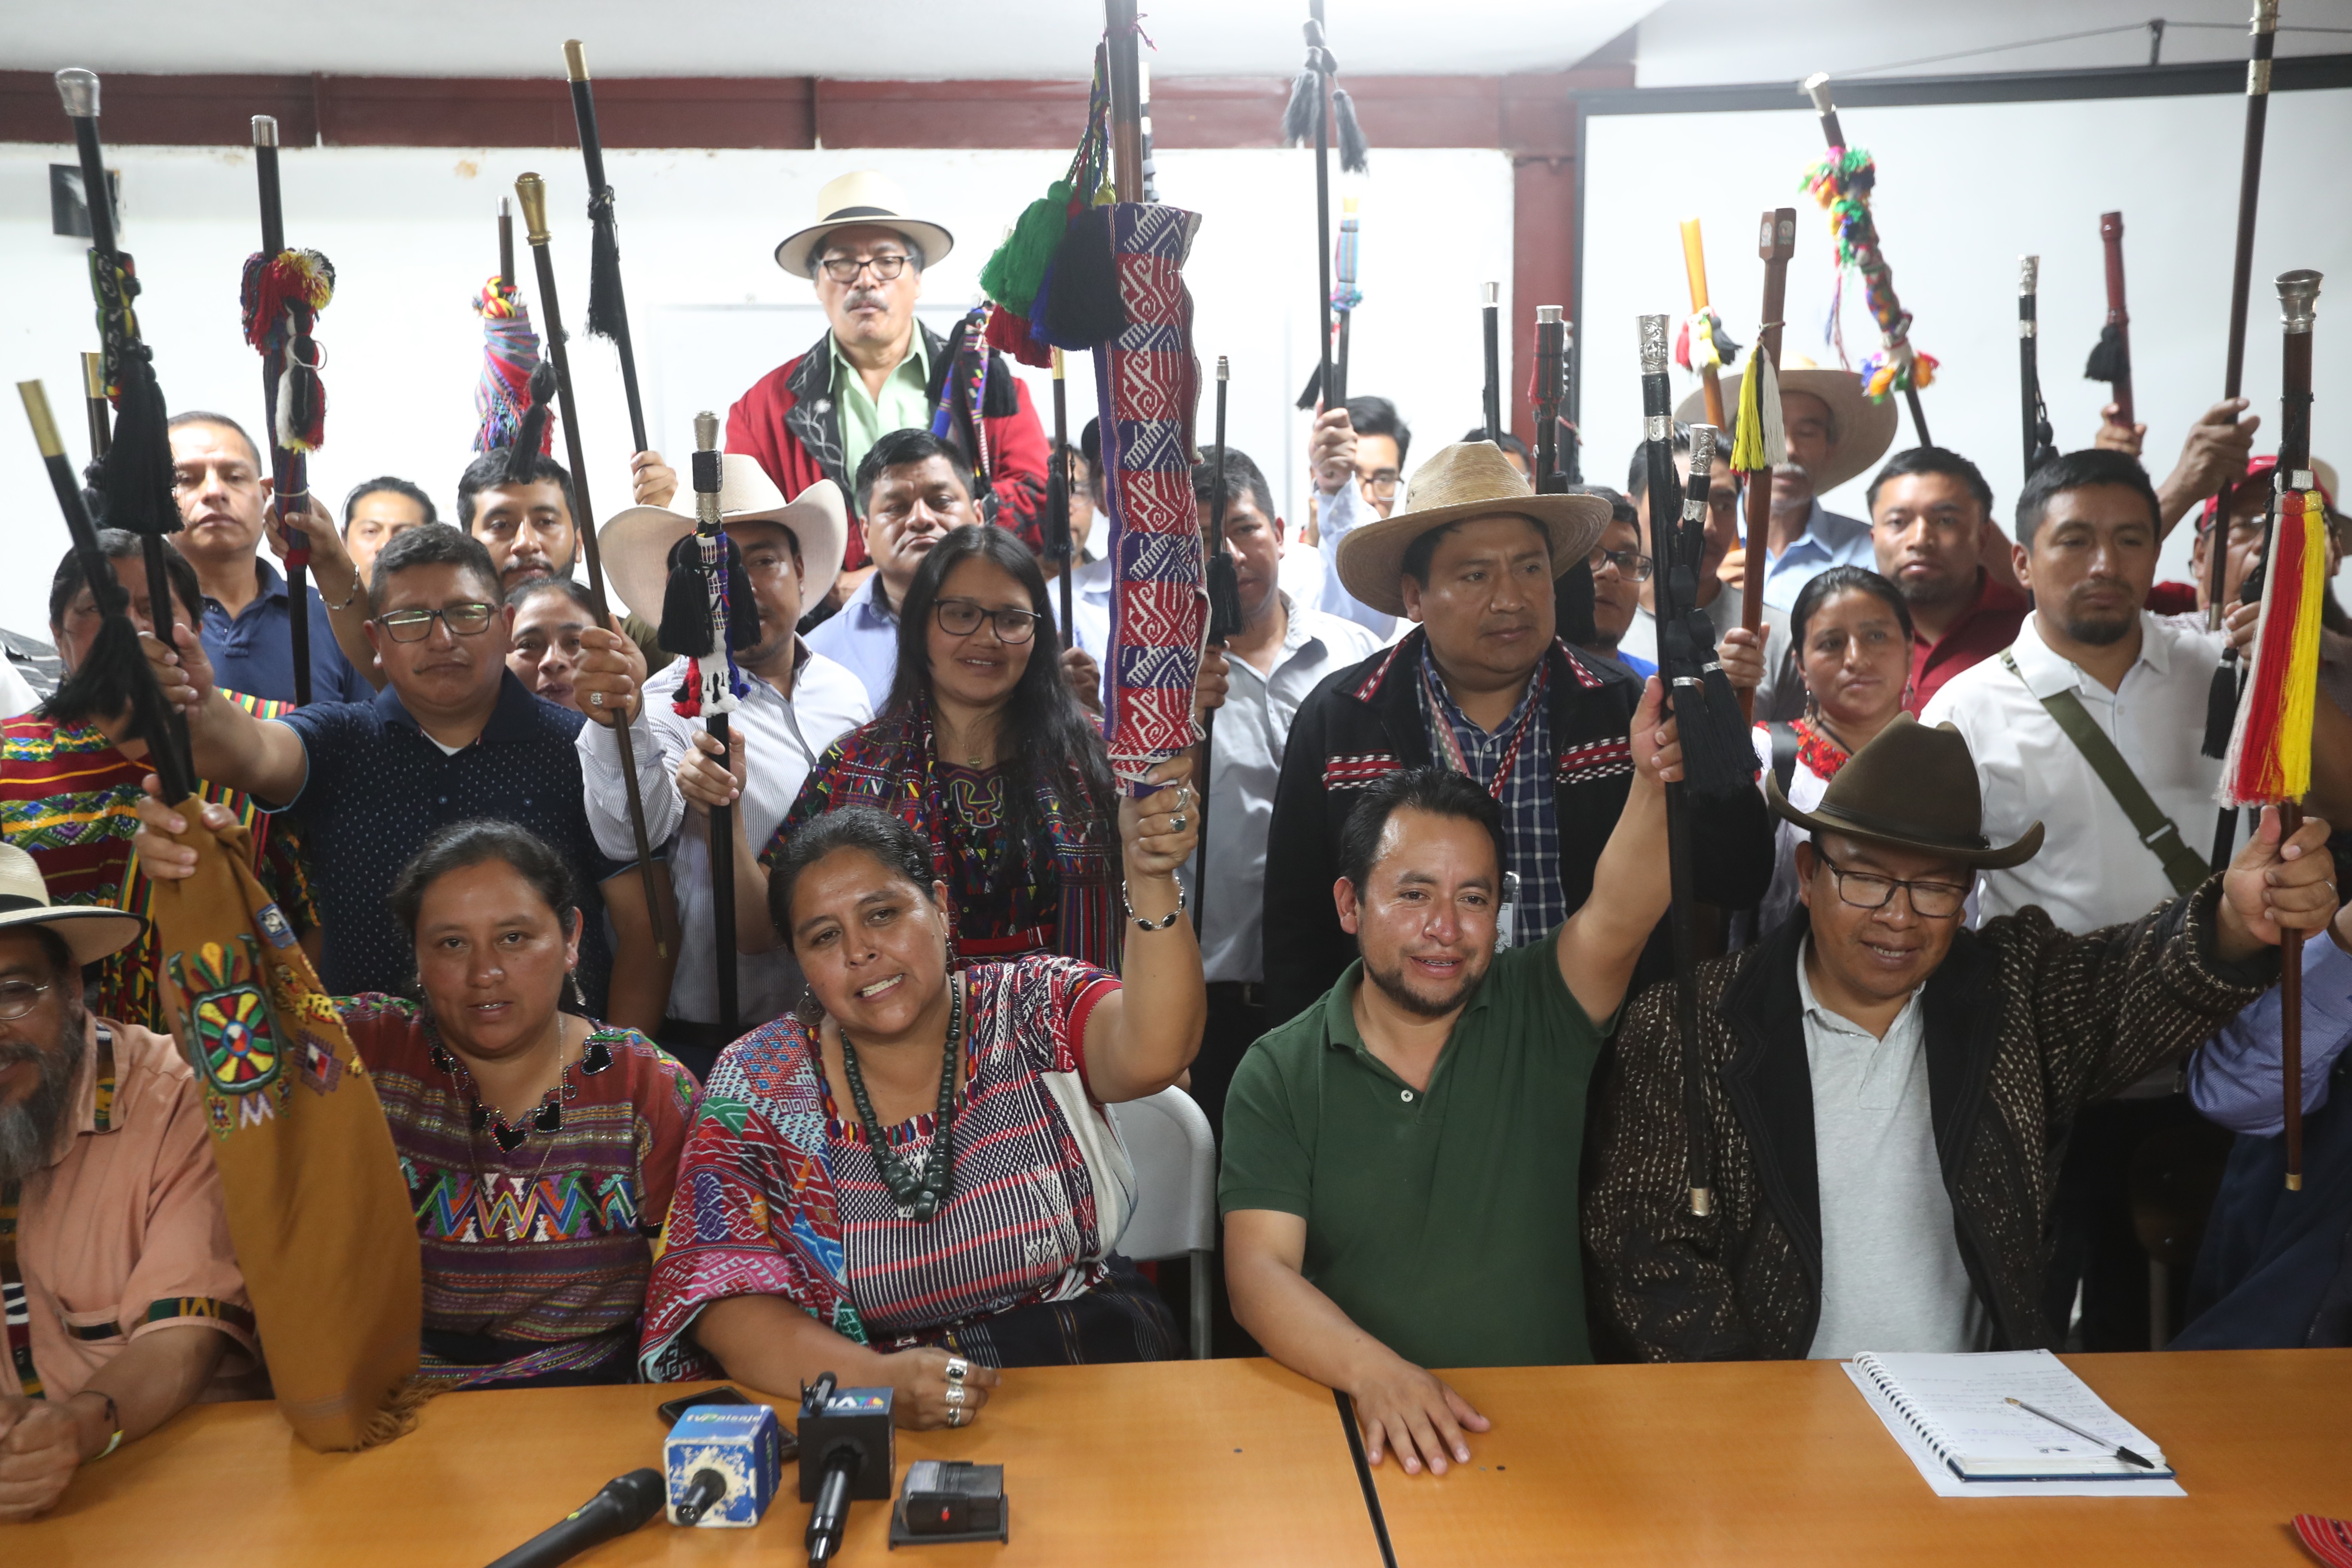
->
[1415,643,1561,943]
[337,996,699,1387]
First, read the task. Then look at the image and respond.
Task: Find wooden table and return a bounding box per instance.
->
[18,1360,1382,1567]
[1369,1351,2352,1565]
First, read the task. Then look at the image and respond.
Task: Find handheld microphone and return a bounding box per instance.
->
[665,1403,784,1527]
[798,1373,895,1565]
[482,1468,664,1568]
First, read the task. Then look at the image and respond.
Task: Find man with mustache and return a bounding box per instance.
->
[695,172,1047,618]
[1224,698,1677,1475]
[0,848,257,1519]
[1261,441,1773,1026]
[1867,446,2029,714]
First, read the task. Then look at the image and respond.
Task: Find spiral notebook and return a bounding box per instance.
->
[1843,1349,2185,1498]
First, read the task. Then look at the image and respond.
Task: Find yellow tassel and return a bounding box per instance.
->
[1730,347,1767,471]
[2223,490,2328,804]
[2277,491,2326,799]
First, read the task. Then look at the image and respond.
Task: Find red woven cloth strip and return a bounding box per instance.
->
[2297,1515,2352,1568]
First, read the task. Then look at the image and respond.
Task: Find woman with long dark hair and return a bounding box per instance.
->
[750,525,1138,971]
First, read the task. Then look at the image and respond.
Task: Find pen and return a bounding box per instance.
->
[2003,1397,2158,1470]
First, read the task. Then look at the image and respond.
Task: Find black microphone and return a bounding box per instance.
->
[674,1467,726,1526]
[797,1373,896,1565]
[483,1468,665,1568]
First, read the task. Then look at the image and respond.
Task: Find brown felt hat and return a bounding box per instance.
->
[1767,713,2043,870]
[1676,355,1898,495]
[1334,441,1613,618]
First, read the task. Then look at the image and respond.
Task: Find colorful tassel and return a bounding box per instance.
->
[979,181,1074,318]
[239,249,335,454]
[473,276,547,455]
[2221,488,2328,805]
[1675,306,1741,377]
[1801,144,1933,397]
[1728,348,1784,474]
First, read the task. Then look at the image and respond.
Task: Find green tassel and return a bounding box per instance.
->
[979,180,1074,317]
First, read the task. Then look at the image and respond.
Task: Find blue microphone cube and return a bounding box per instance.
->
[665,1404,784,1528]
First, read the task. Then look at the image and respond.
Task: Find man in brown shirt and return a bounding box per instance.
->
[0,846,255,1521]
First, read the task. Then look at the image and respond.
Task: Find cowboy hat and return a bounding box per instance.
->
[1675,355,1899,495]
[774,171,955,279]
[600,464,848,630]
[1767,713,2043,870]
[0,842,144,968]
[1335,441,1614,618]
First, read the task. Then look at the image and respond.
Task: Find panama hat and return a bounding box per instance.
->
[1675,354,1899,494]
[774,171,955,279]
[601,462,848,630]
[1766,713,2043,870]
[1335,440,1613,618]
[0,842,144,967]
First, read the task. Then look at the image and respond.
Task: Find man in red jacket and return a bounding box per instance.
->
[712,171,1048,617]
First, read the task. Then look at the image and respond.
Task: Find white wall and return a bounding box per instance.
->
[0,143,1512,637]
[1580,85,2351,582]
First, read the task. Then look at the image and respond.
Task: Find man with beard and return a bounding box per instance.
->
[1223,714,1677,1476]
[455,449,671,677]
[1922,450,2215,931]
[0,849,257,1519]
[1867,447,2028,714]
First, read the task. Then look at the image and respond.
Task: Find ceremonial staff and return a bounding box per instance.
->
[244,113,334,706]
[1050,349,1075,646]
[499,196,514,293]
[1677,219,1738,431]
[2216,268,2323,1189]
[676,412,749,1033]
[53,68,194,796]
[1736,208,1798,723]
[514,172,669,955]
[1283,0,1365,413]
[564,39,651,453]
[1801,73,1934,447]
[83,350,109,466]
[2202,0,2284,868]
[1294,197,1362,413]
[1481,282,1503,443]
[1194,358,1244,941]
[1533,306,1567,491]
[2018,255,2058,480]
[2085,211,2134,433]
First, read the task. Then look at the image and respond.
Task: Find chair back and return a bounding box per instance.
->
[1108,1086,1215,1260]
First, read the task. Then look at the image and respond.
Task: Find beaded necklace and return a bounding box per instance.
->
[836,977,965,1222]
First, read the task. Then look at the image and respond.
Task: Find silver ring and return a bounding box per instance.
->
[944,1356,969,1384]
[588,691,605,708]
[944,1384,965,1407]
[948,1407,965,1427]
[1171,814,1187,833]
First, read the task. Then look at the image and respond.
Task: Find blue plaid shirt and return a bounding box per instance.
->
[1416,644,1562,946]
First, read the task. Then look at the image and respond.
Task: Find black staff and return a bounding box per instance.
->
[514,172,669,956]
[2018,255,2057,480]
[249,113,313,706]
[1283,0,1365,413]
[1481,282,1503,444]
[564,39,651,453]
[2201,0,2283,867]
[53,68,193,795]
[688,412,747,1032]
[1193,358,1244,940]
[1050,349,1075,646]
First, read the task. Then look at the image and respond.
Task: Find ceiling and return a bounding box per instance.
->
[0,0,1661,80]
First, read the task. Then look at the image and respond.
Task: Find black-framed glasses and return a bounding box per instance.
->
[0,979,53,1021]
[934,598,1039,644]
[1357,470,1401,501]
[1589,545,1653,582]
[818,253,911,284]
[377,603,495,643]
[1816,847,1969,920]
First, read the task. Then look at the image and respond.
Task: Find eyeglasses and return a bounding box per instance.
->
[1589,545,1653,582]
[1357,471,1401,502]
[0,979,53,1021]
[1816,847,1969,921]
[933,598,1040,644]
[377,603,495,643]
[818,253,911,284]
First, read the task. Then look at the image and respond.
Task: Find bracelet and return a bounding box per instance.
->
[1121,877,1185,931]
[80,1392,122,1460]
[327,567,364,614]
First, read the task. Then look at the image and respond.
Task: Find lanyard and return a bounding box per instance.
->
[1420,657,1544,802]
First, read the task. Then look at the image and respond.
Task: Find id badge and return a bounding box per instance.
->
[1495,870,1519,951]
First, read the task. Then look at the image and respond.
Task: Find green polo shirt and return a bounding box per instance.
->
[830,332,932,489]
[1219,935,1608,1371]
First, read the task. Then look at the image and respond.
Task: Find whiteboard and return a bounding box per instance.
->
[1577,84,2352,580]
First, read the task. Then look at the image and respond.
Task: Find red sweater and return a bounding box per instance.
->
[725,324,1050,572]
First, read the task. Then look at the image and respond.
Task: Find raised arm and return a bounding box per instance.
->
[273,494,383,691]
[2190,907,2352,1135]
[143,620,308,805]
[1078,755,1207,1104]
[1555,676,1677,1022]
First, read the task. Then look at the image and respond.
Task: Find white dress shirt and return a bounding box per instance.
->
[1798,946,1987,1359]
[577,643,872,1027]
[1063,553,1115,665]
[1921,611,2224,934]
[1278,478,1397,642]
[1760,499,1877,612]
[804,575,902,710]
[1174,595,1381,983]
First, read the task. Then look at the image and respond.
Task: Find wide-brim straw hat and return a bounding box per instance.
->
[1335,440,1614,618]
[1766,713,2043,870]
[1676,355,1899,494]
[0,842,143,967]
[774,170,955,279]
[601,463,848,630]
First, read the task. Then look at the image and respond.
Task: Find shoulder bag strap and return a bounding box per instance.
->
[1999,651,2207,896]
[1769,722,1801,796]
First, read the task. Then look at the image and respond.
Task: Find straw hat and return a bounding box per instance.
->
[1767,713,2043,870]
[774,171,955,279]
[600,462,848,629]
[1675,355,1899,494]
[1335,441,1613,618]
[0,842,144,967]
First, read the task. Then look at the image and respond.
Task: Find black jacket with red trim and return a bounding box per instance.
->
[1262,629,1776,1026]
